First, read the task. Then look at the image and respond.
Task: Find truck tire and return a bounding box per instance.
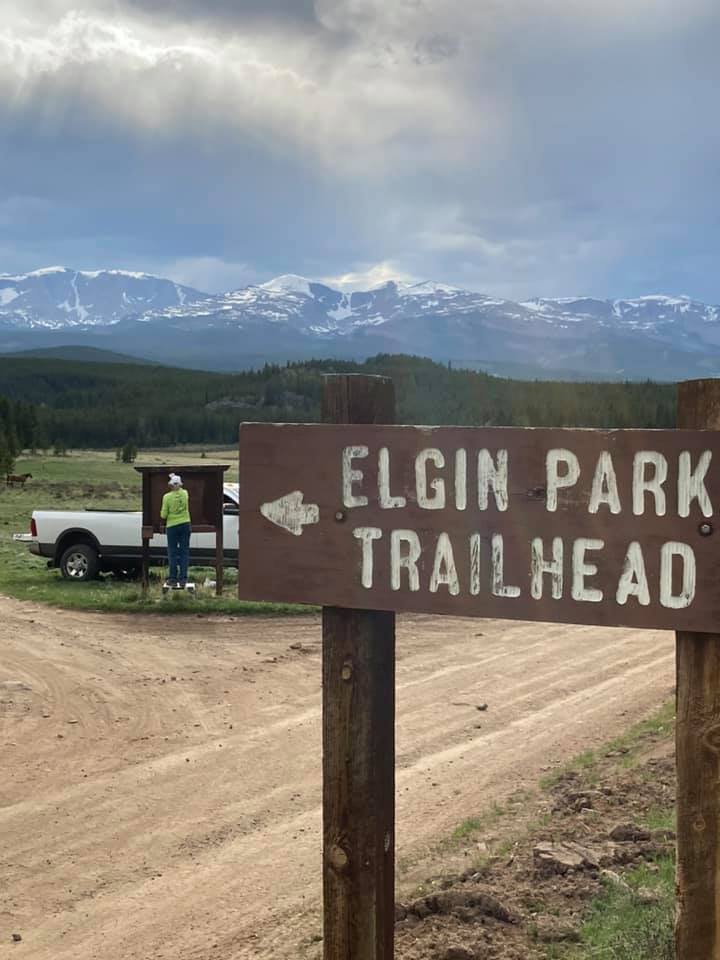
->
[59,543,99,582]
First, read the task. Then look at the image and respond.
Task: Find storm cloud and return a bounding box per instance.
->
[1,0,719,299]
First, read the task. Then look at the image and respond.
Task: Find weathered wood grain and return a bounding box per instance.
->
[322,375,396,960]
[676,379,720,959]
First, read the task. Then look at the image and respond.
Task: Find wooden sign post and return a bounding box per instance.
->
[676,378,720,959]
[237,375,720,960]
[322,375,395,960]
[135,464,228,596]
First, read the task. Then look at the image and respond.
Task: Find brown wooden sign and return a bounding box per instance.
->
[238,423,720,631]
[135,464,228,534]
[134,464,229,595]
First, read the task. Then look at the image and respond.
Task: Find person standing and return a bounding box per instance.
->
[161,473,191,588]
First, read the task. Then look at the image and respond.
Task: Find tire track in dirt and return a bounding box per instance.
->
[0,596,674,960]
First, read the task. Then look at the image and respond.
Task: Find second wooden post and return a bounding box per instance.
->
[676,377,720,959]
[322,374,396,960]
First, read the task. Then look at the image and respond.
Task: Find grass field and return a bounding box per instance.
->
[0,448,312,615]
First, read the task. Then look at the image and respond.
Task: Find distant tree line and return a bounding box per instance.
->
[0,354,677,451]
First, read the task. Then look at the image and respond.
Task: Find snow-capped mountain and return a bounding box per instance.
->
[134,275,720,374]
[2,267,720,379]
[0,267,203,329]
[148,275,357,334]
[135,275,533,343]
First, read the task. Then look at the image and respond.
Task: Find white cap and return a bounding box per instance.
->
[168,473,182,487]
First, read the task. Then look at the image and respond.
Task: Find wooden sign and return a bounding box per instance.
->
[134,464,229,595]
[135,464,228,534]
[238,423,720,631]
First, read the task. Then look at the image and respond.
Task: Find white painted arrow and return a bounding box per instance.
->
[260,490,320,536]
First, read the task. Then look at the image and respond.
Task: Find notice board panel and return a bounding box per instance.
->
[135,465,228,532]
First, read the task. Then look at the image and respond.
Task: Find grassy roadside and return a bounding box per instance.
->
[540,700,676,790]
[537,704,676,960]
[547,706,676,958]
[0,450,314,616]
[564,857,674,960]
[388,702,677,960]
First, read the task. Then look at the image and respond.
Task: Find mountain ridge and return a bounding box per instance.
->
[1,266,719,380]
[0,267,203,329]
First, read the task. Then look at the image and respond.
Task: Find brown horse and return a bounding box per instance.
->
[6,473,32,488]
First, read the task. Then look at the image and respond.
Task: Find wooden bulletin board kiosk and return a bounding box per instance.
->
[134,464,229,595]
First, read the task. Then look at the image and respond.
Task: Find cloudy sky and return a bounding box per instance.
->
[1,0,719,299]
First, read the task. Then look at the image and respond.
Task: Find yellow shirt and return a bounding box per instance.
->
[160,488,191,527]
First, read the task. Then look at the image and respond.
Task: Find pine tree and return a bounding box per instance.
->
[121,441,138,463]
[0,429,15,476]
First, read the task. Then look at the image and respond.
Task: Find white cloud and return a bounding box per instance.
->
[321,261,416,291]
[2,0,720,301]
[160,256,258,293]
[0,6,465,173]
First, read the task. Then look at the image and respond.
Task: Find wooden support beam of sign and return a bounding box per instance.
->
[141,525,154,594]
[676,378,720,960]
[322,375,396,960]
[215,521,224,597]
[141,534,150,594]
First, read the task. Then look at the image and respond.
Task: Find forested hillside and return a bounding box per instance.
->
[0,354,676,450]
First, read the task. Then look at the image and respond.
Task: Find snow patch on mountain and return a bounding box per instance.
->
[327,296,353,322]
[0,288,19,306]
[395,280,465,296]
[259,275,313,297]
[22,266,68,278]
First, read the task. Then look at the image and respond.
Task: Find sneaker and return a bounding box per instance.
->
[165,579,177,589]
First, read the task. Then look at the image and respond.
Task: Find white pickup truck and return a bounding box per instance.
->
[14,483,240,582]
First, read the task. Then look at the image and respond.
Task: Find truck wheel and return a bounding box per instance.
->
[59,543,99,582]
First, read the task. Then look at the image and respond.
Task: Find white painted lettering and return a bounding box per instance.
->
[616,541,650,606]
[416,449,446,510]
[391,530,421,591]
[678,451,713,518]
[342,446,369,508]
[588,451,621,515]
[478,449,508,511]
[632,451,667,516]
[378,447,407,509]
[353,527,382,588]
[455,449,467,511]
[470,533,481,596]
[660,541,696,609]
[429,532,460,595]
[491,534,521,598]
[531,537,563,600]
[571,538,604,602]
[546,449,580,512]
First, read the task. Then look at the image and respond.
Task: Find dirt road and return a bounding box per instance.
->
[0,595,674,959]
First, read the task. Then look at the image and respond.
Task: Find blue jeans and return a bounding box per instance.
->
[167,522,191,584]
